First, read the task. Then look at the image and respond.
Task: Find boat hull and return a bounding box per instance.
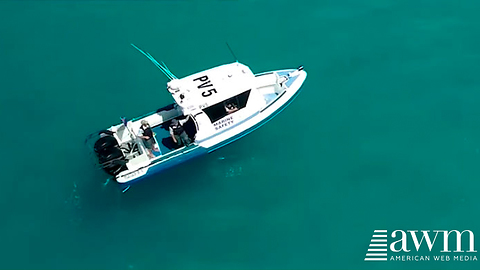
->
[118,145,208,190]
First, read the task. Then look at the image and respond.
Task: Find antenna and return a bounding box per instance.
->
[131,44,178,80]
[226,42,238,62]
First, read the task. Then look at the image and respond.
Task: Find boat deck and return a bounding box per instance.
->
[152,124,177,156]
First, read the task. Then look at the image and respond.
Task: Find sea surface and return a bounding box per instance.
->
[1,1,479,269]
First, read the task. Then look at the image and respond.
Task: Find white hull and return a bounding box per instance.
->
[87,60,307,191]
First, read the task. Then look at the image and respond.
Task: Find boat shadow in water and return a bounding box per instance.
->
[74,164,208,223]
[117,158,214,208]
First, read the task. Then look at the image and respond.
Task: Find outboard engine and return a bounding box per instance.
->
[93,133,127,176]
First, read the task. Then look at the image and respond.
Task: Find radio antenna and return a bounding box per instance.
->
[226,42,238,62]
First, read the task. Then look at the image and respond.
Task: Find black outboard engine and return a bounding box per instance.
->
[93,132,127,176]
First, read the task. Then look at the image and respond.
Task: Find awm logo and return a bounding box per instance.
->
[365,229,477,262]
[365,230,388,261]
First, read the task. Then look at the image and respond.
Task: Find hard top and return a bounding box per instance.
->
[167,62,255,115]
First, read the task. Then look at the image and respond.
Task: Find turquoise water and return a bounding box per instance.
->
[1,1,479,269]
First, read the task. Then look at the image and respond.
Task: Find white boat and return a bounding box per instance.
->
[86,45,307,191]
